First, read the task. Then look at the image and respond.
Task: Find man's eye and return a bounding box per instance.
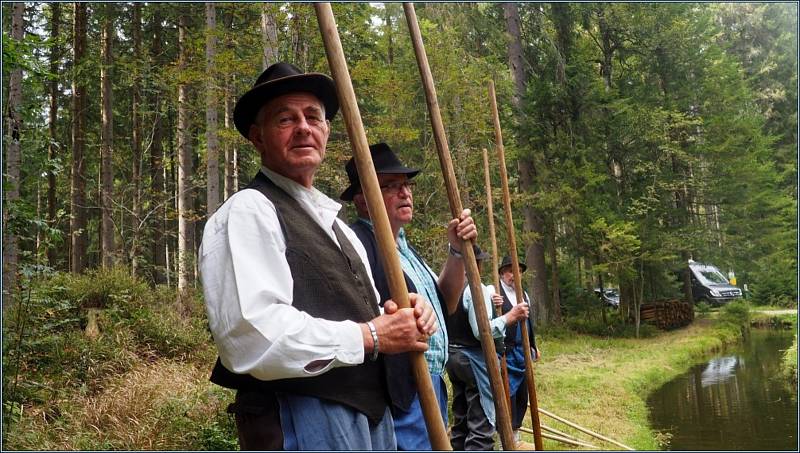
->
[279,117,293,124]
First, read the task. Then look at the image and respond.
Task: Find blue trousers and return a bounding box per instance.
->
[278,393,396,450]
[392,374,449,450]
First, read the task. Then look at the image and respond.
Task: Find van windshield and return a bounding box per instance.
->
[694,266,729,285]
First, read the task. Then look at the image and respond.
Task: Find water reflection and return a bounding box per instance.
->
[648,329,798,451]
[700,356,739,387]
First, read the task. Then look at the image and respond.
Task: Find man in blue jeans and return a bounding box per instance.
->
[342,143,478,449]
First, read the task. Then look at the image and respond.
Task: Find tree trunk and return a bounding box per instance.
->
[223,75,238,199]
[150,5,167,285]
[130,2,143,277]
[3,2,25,301]
[547,228,563,323]
[223,12,238,199]
[206,3,220,215]
[46,2,61,268]
[100,2,115,268]
[261,4,279,69]
[70,2,88,274]
[177,12,194,294]
[503,3,550,324]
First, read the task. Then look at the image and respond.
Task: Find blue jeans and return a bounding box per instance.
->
[392,374,449,450]
[278,393,396,450]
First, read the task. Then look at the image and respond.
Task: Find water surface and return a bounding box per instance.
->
[647,328,798,451]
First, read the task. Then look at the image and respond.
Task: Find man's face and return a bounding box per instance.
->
[377,173,414,229]
[249,92,329,186]
[500,267,514,286]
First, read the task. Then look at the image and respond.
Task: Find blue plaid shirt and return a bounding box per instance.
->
[360,220,448,375]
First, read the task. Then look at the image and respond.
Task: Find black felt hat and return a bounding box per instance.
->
[499,255,527,273]
[340,143,420,201]
[233,62,339,139]
[473,245,491,261]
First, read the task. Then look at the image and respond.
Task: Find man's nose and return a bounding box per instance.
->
[294,116,312,135]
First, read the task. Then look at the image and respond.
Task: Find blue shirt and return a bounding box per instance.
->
[396,228,448,375]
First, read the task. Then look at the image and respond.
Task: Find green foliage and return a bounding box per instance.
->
[749,255,798,307]
[562,316,659,339]
[782,334,798,380]
[696,301,712,318]
[718,300,751,331]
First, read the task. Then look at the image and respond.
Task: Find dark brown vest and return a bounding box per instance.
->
[210,172,389,423]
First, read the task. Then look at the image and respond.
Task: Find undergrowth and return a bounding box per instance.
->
[2,266,236,451]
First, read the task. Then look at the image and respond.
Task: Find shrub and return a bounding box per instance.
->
[696,301,712,317]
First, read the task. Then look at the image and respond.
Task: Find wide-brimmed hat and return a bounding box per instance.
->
[473,245,490,261]
[233,62,339,139]
[340,143,420,201]
[499,255,527,273]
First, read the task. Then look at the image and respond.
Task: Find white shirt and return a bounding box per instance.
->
[462,283,507,340]
[198,167,381,381]
[501,280,529,306]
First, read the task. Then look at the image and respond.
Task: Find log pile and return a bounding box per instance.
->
[639,299,694,330]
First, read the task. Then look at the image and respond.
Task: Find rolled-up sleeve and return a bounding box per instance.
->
[199,190,365,381]
[464,284,507,340]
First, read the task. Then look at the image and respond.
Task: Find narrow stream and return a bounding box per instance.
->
[647,328,798,450]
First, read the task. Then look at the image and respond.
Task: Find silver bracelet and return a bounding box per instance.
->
[367,321,380,361]
[448,243,463,259]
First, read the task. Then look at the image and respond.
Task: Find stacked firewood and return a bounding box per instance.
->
[639,299,694,330]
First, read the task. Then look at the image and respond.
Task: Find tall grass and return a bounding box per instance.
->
[2,267,236,450]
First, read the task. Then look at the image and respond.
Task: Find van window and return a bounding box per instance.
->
[693,266,729,285]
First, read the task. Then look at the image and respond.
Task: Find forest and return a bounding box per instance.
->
[2,2,797,450]
[2,2,797,320]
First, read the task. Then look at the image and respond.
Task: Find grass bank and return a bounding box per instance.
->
[5,268,764,451]
[518,316,745,450]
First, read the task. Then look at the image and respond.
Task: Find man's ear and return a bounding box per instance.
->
[248,125,262,147]
[353,192,369,217]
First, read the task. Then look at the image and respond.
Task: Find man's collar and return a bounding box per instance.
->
[261,166,342,211]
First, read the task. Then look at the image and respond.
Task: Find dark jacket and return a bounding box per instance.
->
[349,218,446,412]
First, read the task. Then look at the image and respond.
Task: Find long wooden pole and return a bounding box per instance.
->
[314,4,451,450]
[537,407,635,450]
[521,427,602,450]
[402,3,515,450]
[482,148,513,412]
[488,78,544,450]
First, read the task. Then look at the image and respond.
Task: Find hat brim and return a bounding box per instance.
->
[339,168,420,201]
[233,73,339,139]
[499,262,527,273]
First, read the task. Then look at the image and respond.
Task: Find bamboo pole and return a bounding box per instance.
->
[402,3,515,450]
[520,427,602,450]
[314,4,450,450]
[536,407,635,451]
[488,78,544,450]
[540,423,580,442]
[483,148,513,412]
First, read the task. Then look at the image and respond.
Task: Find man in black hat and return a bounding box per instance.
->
[446,246,529,450]
[498,256,540,449]
[341,142,478,450]
[199,63,437,450]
